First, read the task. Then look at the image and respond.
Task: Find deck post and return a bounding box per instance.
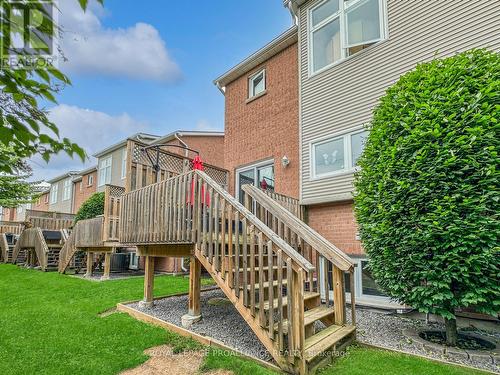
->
[333,266,346,325]
[84,251,93,278]
[101,251,112,281]
[140,255,155,308]
[182,255,202,327]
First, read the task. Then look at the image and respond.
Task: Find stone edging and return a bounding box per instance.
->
[116,301,281,373]
[403,329,499,366]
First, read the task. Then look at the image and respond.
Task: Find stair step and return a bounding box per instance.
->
[240,279,288,290]
[274,306,334,333]
[260,292,320,311]
[304,325,356,363]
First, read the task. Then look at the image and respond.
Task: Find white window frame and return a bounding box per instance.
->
[63,179,72,201]
[50,184,58,204]
[98,156,112,187]
[121,149,127,180]
[44,194,49,204]
[235,159,274,202]
[248,69,266,99]
[310,127,367,180]
[308,0,388,76]
[87,175,94,187]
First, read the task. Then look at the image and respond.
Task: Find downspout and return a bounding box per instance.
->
[174,132,189,273]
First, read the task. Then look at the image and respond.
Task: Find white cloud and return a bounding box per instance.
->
[29,104,149,181]
[58,1,181,81]
[195,119,222,132]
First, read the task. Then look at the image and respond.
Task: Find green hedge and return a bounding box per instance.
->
[74,192,105,223]
[354,49,499,320]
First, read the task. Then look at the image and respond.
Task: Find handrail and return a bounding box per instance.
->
[262,190,305,220]
[243,184,354,271]
[196,170,315,273]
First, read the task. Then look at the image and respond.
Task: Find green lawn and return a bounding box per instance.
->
[0,265,487,375]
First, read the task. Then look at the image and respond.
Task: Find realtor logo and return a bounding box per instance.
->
[1,0,58,69]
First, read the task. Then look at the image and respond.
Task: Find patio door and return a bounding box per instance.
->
[236,160,275,204]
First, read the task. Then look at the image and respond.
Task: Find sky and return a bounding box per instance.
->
[29,0,292,181]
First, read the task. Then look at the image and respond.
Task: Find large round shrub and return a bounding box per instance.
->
[74,192,105,223]
[354,49,499,344]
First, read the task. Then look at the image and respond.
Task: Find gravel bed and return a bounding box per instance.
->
[72,270,145,281]
[127,289,498,372]
[348,308,499,373]
[128,289,272,361]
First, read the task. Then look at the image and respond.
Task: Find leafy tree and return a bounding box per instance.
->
[74,192,104,223]
[0,0,103,174]
[354,49,499,346]
[0,144,41,207]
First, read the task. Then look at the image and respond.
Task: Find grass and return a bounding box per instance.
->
[0,264,489,375]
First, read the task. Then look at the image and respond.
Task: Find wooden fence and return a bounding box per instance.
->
[0,221,22,235]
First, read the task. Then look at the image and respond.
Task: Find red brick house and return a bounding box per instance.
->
[71,166,97,214]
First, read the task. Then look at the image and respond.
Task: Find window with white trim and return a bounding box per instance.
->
[312,129,368,178]
[50,184,58,204]
[309,0,387,74]
[63,179,71,201]
[121,149,127,179]
[236,160,275,204]
[44,194,49,203]
[98,156,112,187]
[87,175,94,186]
[248,69,266,99]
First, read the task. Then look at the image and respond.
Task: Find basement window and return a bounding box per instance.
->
[248,69,266,99]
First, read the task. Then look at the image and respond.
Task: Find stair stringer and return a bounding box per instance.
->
[194,245,298,374]
[58,229,77,273]
[12,228,50,270]
[0,233,8,262]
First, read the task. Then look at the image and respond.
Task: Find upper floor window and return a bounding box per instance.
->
[310,0,387,74]
[248,69,266,99]
[87,174,94,186]
[44,194,49,204]
[98,157,112,187]
[121,149,127,179]
[63,179,72,201]
[311,128,368,178]
[50,184,58,204]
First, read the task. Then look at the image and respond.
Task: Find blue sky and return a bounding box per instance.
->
[31,0,292,180]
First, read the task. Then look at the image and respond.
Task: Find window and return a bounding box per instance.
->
[63,179,71,201]
[98,157,112,187]
[248,69,266,98]
[44,194,49,204]
[312,129,368,178]
[121,149,127,179]
[50,184,58,204]
[17,206,23,214]
[79,181,83,192]
[309,0,387,74]
[361,260,387,297]
[87,175,94,186]
[236,161,275,204]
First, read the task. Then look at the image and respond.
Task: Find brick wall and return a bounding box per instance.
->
[72,171,97,214]
[164,136,225,168]
[32,192,49,212]
[138,256,183,273]
[307,200,364,256]
[224,43,299,198]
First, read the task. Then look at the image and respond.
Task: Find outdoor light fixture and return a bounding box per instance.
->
[281,155,290,167]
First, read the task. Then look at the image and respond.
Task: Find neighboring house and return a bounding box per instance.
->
[282,0,500,306]
[214,27,299,204]
[32,190,50,212]
[72,166,97,214]
[48,172,80,214]
[93,133,159,192]
[214,0,499,307]
[151,130,225,168]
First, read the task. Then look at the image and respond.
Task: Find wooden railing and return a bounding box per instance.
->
[74,217,105,248]
[262,190,305,221]
[103,185,125,242]
[120,170,319,370]
[12,227,50,270]
[26,210,75,221]
[0,221,22,235]
[243,184,356,325]
[29,217,74,230]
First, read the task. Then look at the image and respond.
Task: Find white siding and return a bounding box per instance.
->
[299,0,500,204]
[97,146,126,192]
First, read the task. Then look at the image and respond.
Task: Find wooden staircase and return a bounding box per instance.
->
[120,170,356,374]
[12,228,65,271]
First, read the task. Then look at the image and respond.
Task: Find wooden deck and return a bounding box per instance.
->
[119,170,357,374]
